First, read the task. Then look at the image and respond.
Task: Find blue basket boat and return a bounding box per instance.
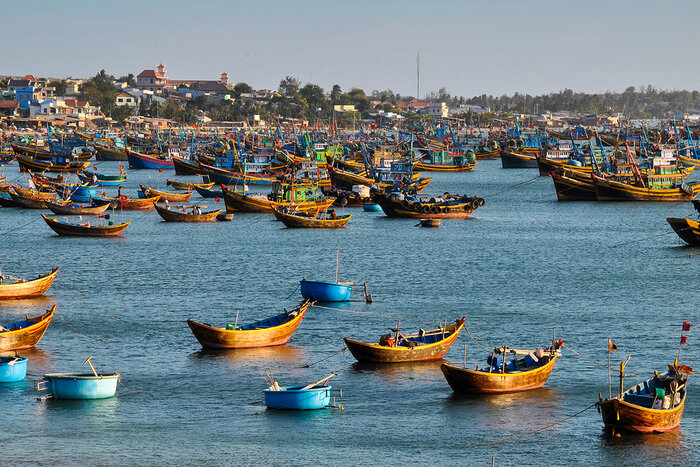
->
[38,373,119,399]
[300,279,352,302]
[264,385,332,410]
[362,203,383,212]
[0,356,28,383]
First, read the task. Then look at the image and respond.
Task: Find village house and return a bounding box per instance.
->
[136,64,168,93]
[115,91,140,108]
[426,102,448,118]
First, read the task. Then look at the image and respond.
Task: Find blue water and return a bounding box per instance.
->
[1,160,698,465]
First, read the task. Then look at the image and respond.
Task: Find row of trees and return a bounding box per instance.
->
[45,70,700,125]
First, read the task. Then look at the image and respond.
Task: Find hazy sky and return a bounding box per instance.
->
[6,1,700,98]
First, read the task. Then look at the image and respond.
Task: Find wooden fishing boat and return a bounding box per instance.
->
[372,190,484,219]
[77,170,126,187]
[46,199,111,216]
[0,305,55,351]
[222,185,335,214]
[140,184,193,203]
[172,156,203,175]
[328,165,430,193]
[597,360,690,434]
[0,193,17,208]
[166,179,214,191]
[441,340,563,394]
[413,158,476,172]
[300,279,352,302]
[38,373,119,400]
[16,154,90,173]
[272,206,351,228]
[550,169,597,201]
[42,214,130,237]
[0,267,59,300]
[345,318,466,363]
[198,162,275,185]
[0,356,28,383]
[9,191,54,209]
[104,194,160,210]
[591,175,700,202]
[154,204,221,222]
[94,142,128,161]
[195,184,224,198]
[11,185,57,200]
[127,148,173,169]
[187,300,311,349]
[500,149,539,168]
[667,217,700,246]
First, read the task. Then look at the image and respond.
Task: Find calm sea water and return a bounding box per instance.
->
[0,159,698,466]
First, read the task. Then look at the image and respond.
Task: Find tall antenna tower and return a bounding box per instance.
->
[416,51,420,99]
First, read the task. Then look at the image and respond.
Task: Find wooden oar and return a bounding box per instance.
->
[83,355,99,377]
[301,372,337,390]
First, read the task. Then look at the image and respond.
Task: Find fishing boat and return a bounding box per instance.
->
[550,169,597,201]
[8,191,56,209]
[500,149,539,168]
[0,356,28,383]
[372,189,484,219]
[94,142,128,161]
[362,203,382,212]
[222,183,335,214]
[441,340,563,394]
[272,206,351,228]
[187,300,312,349]
[166,179,214,191]
[198,162,275,185]
[0,267,59,300]
[263,374,335,410]
[667,214,700,246]
[0,305,55,351]
[41,214,131,237]
[38,372,119,400]
[172,156,203,175]
[300,279,351,302]
[154,204,221,222]
[140,184,193,203]
[344,317,465,363]
[105,194,160,210]
[591,174,700,202]
[597,359,690,434]
[195,184,224,199]
[16,154,90,173]
[126,148,174,169]
[77,170,127,187]
[46,199,111,216]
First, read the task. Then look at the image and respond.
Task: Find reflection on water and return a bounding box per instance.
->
[34,396,120,421]
[0,296,55,311]
[601,427,685,447]
[350,360,445,378]
[190,344,308,366]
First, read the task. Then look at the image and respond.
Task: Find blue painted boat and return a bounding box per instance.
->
[300,279,352,302]
[362,203,382,212]
[0,356,28,383]
[127,149,174,170]
[264,385,332,410]
[77,171,127,187]
[38,373,119,399]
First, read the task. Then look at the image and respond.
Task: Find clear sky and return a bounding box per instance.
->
[5,0,700,98]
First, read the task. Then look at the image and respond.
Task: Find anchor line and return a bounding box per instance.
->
[54,314,115,344]
[302,347,347,368]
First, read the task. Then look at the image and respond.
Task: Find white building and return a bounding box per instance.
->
[427,102,448,118]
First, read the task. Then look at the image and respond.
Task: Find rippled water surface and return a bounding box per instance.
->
[0,160,698,465]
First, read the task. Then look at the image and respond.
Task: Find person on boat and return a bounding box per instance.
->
[329,209,337,219]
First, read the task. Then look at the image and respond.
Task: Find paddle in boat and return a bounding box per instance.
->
[0,355,28,383]
[345,317,466,363]
[667,200,700,245]
[263,373,336,410]
[187,299,312,349]
[42,214,131,237]
[0,305,55,351]
[140,184,193,203]
[0,267,59,300]
[154,203,221,222]
[441,338,563,394]
[37,356,119,400]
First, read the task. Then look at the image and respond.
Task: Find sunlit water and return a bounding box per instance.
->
[0,159,698,465]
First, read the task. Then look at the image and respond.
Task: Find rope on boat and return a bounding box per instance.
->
[117,378,139,395]
[302,347,346,368]
[284,282,300,300]
[463,322,490,353]
[610,229,682,248]
[466,402,597,449]
[562,344,608,367]
[309,303,458,328]
[0,215,42,235]
[54,314,115,344]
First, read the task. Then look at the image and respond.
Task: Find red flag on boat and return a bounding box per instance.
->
[683,321,691,331]
[608,338,617,353]
[158,168,163,173]
[681,335,688,345]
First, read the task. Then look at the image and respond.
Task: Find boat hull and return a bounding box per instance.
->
[500,150,538,168]
[140,185,192,203]
[550,171,597,201]
[127,149,173,169]
[43,373,119,399]
[441,356,557,394]
[0,267,58,300]
[412,161,476,172]
[667,217,700,245]
[264,385,332,410]
[42,215,130,236]
[173,157,202,175]
[46,200,111,215]
[373,192,482,219]
[592,178,700,202]
[94,144,128,161]
[274,209,351,228]
[0,306,55,351]
[300,280,351,302]
[598,396,685,434]
[154,205,221,222]
[0,356,28,382]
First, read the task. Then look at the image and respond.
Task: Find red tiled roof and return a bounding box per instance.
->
[116,91,135,98]
[0,100,19,109]
[137,69,166,79]
[63,99,88,107]
[22,75,37,81]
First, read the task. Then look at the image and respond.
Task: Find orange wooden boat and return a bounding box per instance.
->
[105,194,160,210]
[441,341,563,394]
[0,267,59,300]
[0,305,55,351]
[597,360,690,434]
[187,300,311,349]
[140,184,192,203]
[344,318,465,363]
[42,214,131,237]
[154,204,221,222]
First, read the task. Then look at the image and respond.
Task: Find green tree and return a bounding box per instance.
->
[330,84,342,104]
[111,104,133,123]
[50,79,67,96]
[233,82,253,98]
[117,74,136,86]
[278,76,300,98]
[79,69,117,115]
